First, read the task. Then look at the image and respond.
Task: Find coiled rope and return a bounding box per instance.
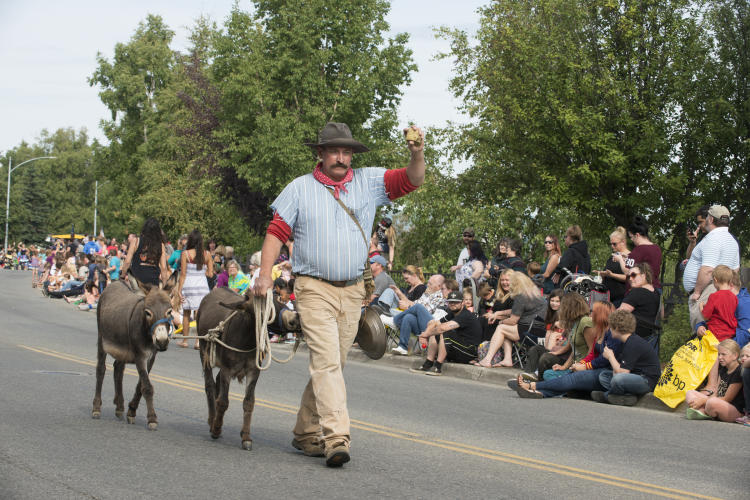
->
[180,290,301,370]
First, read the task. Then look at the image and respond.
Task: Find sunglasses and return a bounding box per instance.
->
[610,242,618,246]
[628,272,641,279]
[462,233,473,237]
[544,240,553,244]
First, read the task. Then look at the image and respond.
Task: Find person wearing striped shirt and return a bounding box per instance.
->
[683,205,740,330]
[253,122,425,467]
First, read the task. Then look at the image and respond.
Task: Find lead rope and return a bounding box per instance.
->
[253,289,302,371]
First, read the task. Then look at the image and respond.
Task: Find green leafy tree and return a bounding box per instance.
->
[437,0,707,247]
[211,1,416,199]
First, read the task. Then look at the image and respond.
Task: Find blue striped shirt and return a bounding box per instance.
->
[271,167,391,281]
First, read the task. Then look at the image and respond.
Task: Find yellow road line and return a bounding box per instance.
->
[18,344,721,500]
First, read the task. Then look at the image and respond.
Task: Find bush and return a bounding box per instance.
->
[659,303,693,363]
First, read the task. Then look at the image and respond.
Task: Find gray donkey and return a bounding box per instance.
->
[92,276,176,430]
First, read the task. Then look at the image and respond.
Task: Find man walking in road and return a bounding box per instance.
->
[254,122,425,467]
[683,205,740,329]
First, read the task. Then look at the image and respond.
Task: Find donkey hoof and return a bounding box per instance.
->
[91,410,101,419]
[127,416,136,424]
[241,440,253,451]
[115,411,124,419]
[147,422,158,431]
[211,431,221,440]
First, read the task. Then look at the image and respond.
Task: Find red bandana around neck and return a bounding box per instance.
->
[313,162,353,199]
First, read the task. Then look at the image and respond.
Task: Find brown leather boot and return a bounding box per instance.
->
[291,438,324,457]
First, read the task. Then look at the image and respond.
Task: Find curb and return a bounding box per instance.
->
[275,343,685,415]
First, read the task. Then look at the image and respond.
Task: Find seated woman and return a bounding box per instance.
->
[476,271,547,367]
[390,274,449,355]
[522,289,565,376]
[455,240,487,291]
[379,265,426,312]
[685,339,744,422]
[479,269,514,342]
[227,259,250,295]
[618,262,660,339]
[514,302,617,397]
[535,293,595,380]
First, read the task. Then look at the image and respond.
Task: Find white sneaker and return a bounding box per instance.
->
[391,346,408,355]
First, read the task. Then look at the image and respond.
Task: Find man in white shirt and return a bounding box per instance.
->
[450,227,475,272]
[682,205,740,329]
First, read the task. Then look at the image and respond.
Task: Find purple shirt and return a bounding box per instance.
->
[216,270,229,288]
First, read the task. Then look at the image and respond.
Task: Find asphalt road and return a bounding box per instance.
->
[0,271,747,499]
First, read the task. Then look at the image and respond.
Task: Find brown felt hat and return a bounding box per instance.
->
[304,122,370,153]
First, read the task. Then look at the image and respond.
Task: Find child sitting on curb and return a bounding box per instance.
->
[685,339,744,421]
[590,310,661,406]
[736,344,750,426]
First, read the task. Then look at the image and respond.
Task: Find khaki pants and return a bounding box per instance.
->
[293,276,365,449]
[688,282,716,331]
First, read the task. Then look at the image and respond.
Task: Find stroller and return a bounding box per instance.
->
[558,268,610,309]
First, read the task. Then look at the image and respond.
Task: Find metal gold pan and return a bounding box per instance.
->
[355,306,387,360]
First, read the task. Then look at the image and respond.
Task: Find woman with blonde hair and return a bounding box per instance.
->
[596,227,630,306]
[477,271,547,367]
[388,265,427,309]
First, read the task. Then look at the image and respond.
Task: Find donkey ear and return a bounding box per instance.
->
[138,281,153,295]
[161,271,178,293]
[219,297,248,311]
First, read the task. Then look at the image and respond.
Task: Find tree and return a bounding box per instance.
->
[1,128,95,244]
[211,1,416,199]
[88,14,176,232]
[438,0,708,246]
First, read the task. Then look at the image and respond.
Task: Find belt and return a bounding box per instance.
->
[298,274,363,288]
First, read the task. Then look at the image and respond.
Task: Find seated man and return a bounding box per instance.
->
[410,291,482,376]
[591,310,660,406]
[368,254,396,308]
[390,274,448,355]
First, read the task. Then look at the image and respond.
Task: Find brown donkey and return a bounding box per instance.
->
[92,277,176,429]
[196,287,300,450]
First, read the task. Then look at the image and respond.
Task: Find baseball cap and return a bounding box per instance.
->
[462,227,475,237]
[445,291,463,303]
[369,255,388,266]
[707,205,730,219]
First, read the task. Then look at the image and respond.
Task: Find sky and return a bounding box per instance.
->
[0,0,487,154]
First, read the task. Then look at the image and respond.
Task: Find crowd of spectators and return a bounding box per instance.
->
[6,202,748,425]
[366,204,747,425]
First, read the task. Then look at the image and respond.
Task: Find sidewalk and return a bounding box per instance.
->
[273,342,687,415]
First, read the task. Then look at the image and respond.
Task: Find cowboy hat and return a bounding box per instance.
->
[304,122,370,153]
[356,306,387,360]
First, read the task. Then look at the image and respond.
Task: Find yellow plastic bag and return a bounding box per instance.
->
[654,331,718,408]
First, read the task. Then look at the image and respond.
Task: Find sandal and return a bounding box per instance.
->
[516,385,543,399]
[515,375,543,399]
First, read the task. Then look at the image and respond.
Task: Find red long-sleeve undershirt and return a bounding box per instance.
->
[266,167,418,243]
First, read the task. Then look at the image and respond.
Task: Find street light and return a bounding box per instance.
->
[93,179,110,237]
[4,156,56,252]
